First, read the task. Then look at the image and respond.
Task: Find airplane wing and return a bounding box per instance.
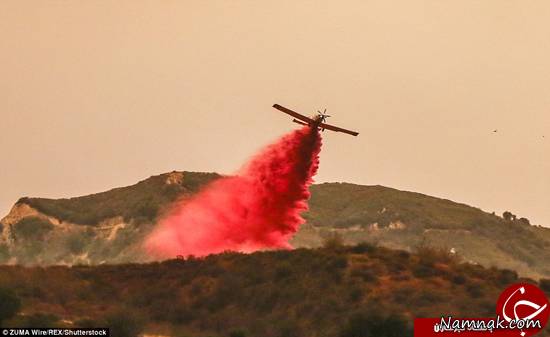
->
[273,104,315,124]
[319,122,359,136]
[292,118,309,126]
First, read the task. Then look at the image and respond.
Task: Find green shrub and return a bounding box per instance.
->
[73,318,99,328]
[277,321,301,337]
[275,262,293,280]
[451,274,467,285]
[339,312,411,337]
[12,217,54,241]
[496,269,518,286]
[328,256,348,270]
[229,330,247,337]
[104,310,144,337]
[65,231,93,254]
[412,263,436,278]
[466,281,485,298]
[24,313,59,327]
[351,242,377,254]
[350,268,378,283]
[415,245,456,266]
[0,288,21,326]
[0,244,9,263]
[348,287,364,302]
[414,289,440,307]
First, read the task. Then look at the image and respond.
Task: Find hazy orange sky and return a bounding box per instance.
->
[1,1,549,226]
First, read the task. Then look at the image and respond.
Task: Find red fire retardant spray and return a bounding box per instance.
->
[145,126,322,257]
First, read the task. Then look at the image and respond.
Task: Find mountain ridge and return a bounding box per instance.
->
[1,171,549,279]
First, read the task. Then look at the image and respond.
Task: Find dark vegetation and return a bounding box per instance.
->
[0,244,548,336]
[12,217,54,241]
[0,287,21,326]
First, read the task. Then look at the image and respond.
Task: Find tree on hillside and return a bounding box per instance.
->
[502,211,516,222]
[0,288,21,326]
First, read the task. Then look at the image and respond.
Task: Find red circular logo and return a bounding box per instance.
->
[496,283,549,336]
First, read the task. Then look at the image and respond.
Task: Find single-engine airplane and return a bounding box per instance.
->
[273,104,359,136]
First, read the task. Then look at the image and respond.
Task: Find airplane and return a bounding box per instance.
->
[273,104,359,136]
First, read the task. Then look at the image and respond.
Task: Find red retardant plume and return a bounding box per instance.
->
[145,126,322,258]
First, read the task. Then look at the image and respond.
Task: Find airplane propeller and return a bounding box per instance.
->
[317,109,331,122]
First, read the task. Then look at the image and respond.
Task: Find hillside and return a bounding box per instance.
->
[1,171,550,279]
[1,244,549,336]
[301,183,550,279]
[13,171,221,226]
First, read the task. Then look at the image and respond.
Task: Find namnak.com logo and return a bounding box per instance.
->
[496,283,549,336]
[414,283,550,337]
